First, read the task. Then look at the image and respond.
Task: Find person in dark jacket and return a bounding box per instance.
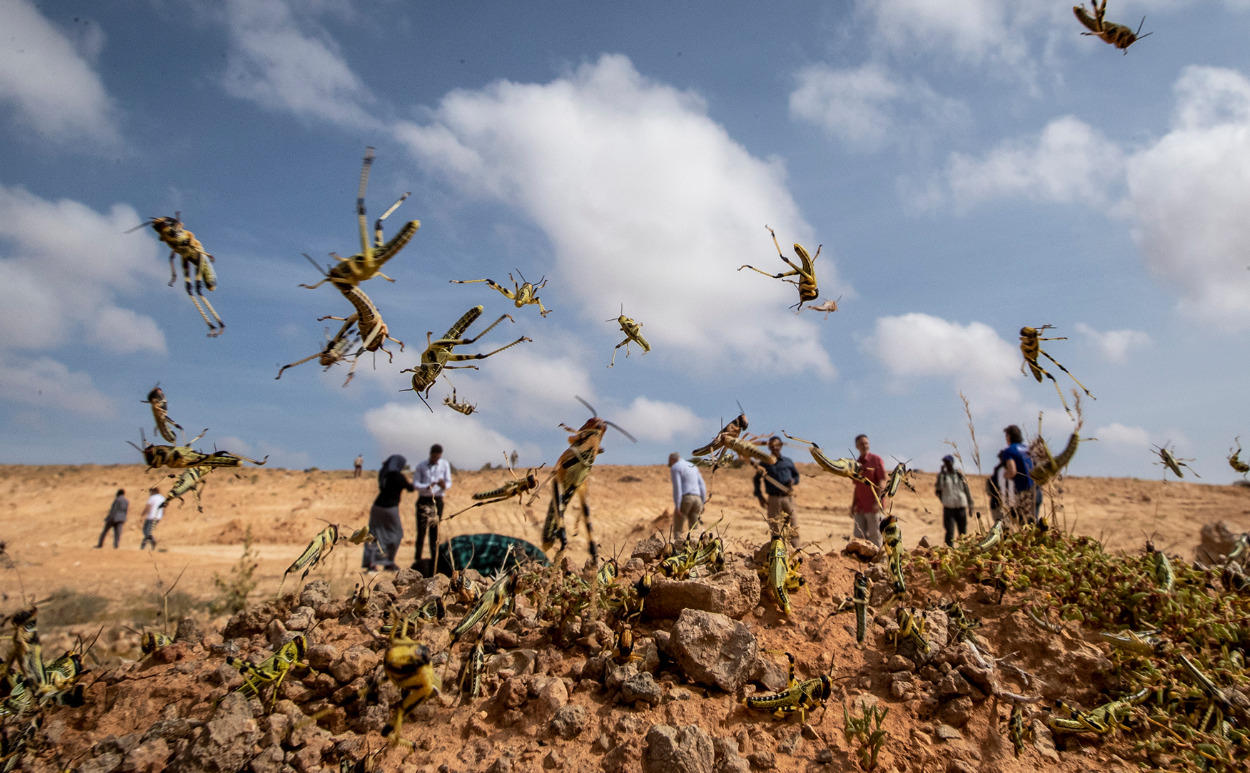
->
[364,455,413,571]
[751,437,802,547]
[96,489,128,549]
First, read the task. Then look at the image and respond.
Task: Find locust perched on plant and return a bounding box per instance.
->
[224,633,315,710]
[606,304,649,368]
[127,213,224,336]
[1019,325,1094,417]
[452,270,552,317]
[541,397,636,562]
[301,147,419,293]
[976,520,1004,551]
[1031,404,1089,486]
[742,652,832,723]
[401,306,530,411]
[442,387,476,416]
[446,455,544,520]
[1153,443,1198,481]
[276,320,360,385]
[740,225,820,312]
[1047,687,1150,734]
[1073,1,1151,53]
[142,384,183,444]
[881,515,906,595]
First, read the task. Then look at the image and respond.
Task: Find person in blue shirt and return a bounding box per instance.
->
[999,425,1040,525]
[668,453,708,541]
[751,437,802,547]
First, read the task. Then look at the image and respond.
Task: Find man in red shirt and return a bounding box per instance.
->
[851,434,887,547]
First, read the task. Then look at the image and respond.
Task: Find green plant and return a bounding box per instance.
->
[843,703,888,770]
[213,526,258,613]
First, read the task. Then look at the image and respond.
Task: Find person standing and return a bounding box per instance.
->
[139,486,164,550]
[365,455,413,571]
[353,454,364,479]
[509,450,518,470]
[751,437,801,547]
[412,444,452,574]
[668,453,708,540]
[851,434,887,547]
[999,425,1038,525]
[95,489,128,549]
[934,455,974,546]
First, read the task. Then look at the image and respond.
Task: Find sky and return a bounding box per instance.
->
[2,0,1249,481]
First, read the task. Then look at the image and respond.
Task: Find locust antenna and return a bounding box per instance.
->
[125,219,153,234]
[603,422,637,443]
[575,396,597,417]
[302,253,329,276]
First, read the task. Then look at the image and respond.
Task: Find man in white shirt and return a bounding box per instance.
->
[668,453,707,541]
[140,486,165,550]
[411,443,452,573]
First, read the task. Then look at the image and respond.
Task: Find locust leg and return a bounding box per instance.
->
[738,264,799,281]
[578,487,598,564]
[357,148,375,262]
[609,339,631,368]
[196,289,224,337]
[276,351,326,380]
[445,337,531,362]
[1037,349,1094,399]
[168,251,179,287]
[183,271,218,334]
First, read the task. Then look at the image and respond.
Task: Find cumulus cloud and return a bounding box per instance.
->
[946,116,1123,208]
[222,0,382,130]
[0,0,120,147]
[1094,422,1151,449]
[1124,66,1250,329]
[789,63,967,150]
[1074,323,1150,363]
[394,54,838,377]
[863,313,1022,411]
[856,0,1051,71]
[0,184,167,355]
[363,402,541,470]
[0,353,116,419]
[613,397,705,444]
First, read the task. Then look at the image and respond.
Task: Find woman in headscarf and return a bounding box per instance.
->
[363,454,413,571]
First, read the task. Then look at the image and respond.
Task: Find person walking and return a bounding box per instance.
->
[751,437,801,547]
[999,425,1038,525]
[412,444,452,575]
[353,454,364,479]
[364,454,413,572]
[95,489,128,549]
[668,453,708,540]
[851,434,887,547]
[935,455,974,546]
[139,486,164,550]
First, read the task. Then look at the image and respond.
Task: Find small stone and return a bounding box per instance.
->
[299,580,331,609]
[594,733,612,753]
[643,725,714,773]
[934,724,962,741]
[495,677,529,710]
[918,535,932,549]
[1031,720,1061,762]
[174,617,203,644]
[842,539,880,561]
[631,535,666,562]
[307,643,338,673]
[815,747,833,764]
[265,619,288,650]
[890,682,909,699]
[946,762,975,773]
[537,678,569,716]
[938,696,974,727]
[886,655,915,672]
[776,731,802,755]
[667,610,757,693]
[79,752,122,773]
[620,672,663,707]
[549,705,588,741]
[747,750,775,769]
[285,606,316,631]
[543,750,564,769]
[486,756,512,773]
[492,627,519,649]
[329,645,377,684]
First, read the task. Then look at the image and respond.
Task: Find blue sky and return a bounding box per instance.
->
[2,0,1249,481]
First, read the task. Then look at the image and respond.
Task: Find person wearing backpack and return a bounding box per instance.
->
[934,456,973,546]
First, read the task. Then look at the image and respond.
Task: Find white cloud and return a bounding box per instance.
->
[1124,66,1250,329]
[363,402,541,470]
[1094,422,1151,448]
[0,184,167,355]
[0,353,115,419]
[222,0,382,130]
[394,54,838,377]
[0,0,120,147]
[1074,323,1150,363]
[863,313,1022,411]
[789,63,967,150]
[857,0,1051,70]
[215,435,311,469]
[613,396,705,444]
[946,116,1123,208]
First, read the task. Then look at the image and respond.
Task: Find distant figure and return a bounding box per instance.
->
[751,437,801,547]
[140,486,164,550]
[412,444,452,574]
[987,461,1008,524]
[365,454,413,572]
[668,453,708,540]
[509,450,518,470]
[934,455,973,546]
[95,489,128,549]
[999,425,1038,525]
[353,454,364,479]
[851,434,887,547]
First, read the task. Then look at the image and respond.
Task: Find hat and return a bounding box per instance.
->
[942,455,954,463]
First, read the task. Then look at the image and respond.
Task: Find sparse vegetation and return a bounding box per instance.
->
[40,587,110,626]
[843,702,889,770]
[212,526,258,613]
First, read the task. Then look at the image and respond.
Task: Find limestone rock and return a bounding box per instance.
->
[667,610,758,693]
[645,567,760,620]
[643,724,714,773]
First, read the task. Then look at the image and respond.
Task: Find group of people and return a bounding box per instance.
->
[95,487,166,550]
[363,444,453,573]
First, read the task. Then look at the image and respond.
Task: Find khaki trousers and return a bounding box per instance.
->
[672,494,705,540]
[767,494,798,546]
[852,508,882,548]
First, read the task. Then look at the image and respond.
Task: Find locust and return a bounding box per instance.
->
[317,284,405,383]
[606,304,650,368]
[1153,443,1198,481]
[977,520,1004,551]
[278,524,372,594]
[276,319,360,385]
[442,387,476,416]
[450,571,518,643]
[1098,629,1161,656]
[1073,1,1151,53]
[1019,325,1094,417]
[1047,687,1150,734]
[1008,704,1029,757]
[401,306,530,410]
[129,429,267,470]
[881,515,906,594]
[138,630,174,656]
[350,573,378,619]
[1229,437,1250,476]
[451,271,552,317]
[128,213,224,336]
[1031,405,1088,486]
[889,607,931,656]
[692,407,748,459]
[541,397,636,562]
[742,652,832,723]
[225,633,314,710]
[852,571,869,644]
[142,383,183,444]
[446,455,544,520]
[300,147,420,292]
[162,465,212,512]
[458,639,486,701]
[782,432,881,509]
[377,598,446,637]
[692,408,774,469]
[809,296,841,319]
[739,225,820,312]
[759,533,805,615]
[1146,538,1175,592]
[380,608,440,749]
[38,628,101,708]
